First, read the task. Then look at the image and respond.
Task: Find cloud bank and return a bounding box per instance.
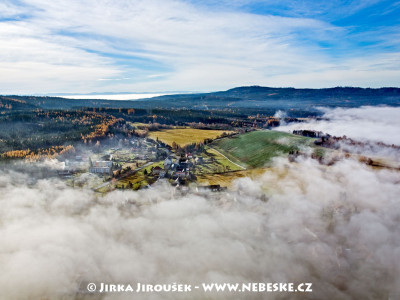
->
[1,157,399,299]
[277,106,400,146]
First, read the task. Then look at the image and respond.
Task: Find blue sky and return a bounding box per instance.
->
[0,0,399,94]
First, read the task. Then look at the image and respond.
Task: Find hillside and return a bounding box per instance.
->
[1,86,400,116]
[0,95,140,110]
[130,86,400,113]
[211,130,314,168]
[0,97,36,111]
[0,110,120,158]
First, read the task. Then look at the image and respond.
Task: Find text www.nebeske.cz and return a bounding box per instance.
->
[87,282,313,293]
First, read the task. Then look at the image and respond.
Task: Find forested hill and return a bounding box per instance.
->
[144,86,400,110]
[0,95,137,111]
[221,86,400,100]
[1,86,400,113]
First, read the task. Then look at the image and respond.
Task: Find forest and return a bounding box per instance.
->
[1,85,400,160]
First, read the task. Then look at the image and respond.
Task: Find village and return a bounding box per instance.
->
[57,132,233,193]
[53,118,332,193]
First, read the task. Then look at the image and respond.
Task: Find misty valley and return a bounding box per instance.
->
[1,87,400,299]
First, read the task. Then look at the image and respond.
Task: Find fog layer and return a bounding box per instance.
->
[277,106,400,145]
[1,157,399,299]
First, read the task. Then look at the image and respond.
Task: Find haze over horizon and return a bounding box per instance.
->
[1,0,400,95]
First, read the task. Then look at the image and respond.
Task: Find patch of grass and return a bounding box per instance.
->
[212,130,314,168]
[204,147,243,171]
[192,147,243,175]
[140,161,164,175]
[313,148,326,159]
[148,128,234,147]
[116,161,164,190]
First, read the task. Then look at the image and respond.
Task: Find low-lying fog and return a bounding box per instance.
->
[58,93,169,101]
[1,156,399,299]
[276,106,400,163]
[277,106,400,145]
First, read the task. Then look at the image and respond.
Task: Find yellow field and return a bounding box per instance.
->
[130,122,151,127]
[197,168,268,187]
[148,129,234,147]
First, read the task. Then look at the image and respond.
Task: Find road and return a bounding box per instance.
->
[209,147,246,170]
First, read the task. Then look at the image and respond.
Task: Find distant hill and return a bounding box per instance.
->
[1,86,400,115]
[224,86,400,98]
[141,86,400,110]
[0,96,36,111]
[0,95,139,111]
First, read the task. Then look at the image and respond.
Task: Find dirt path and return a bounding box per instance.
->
[209,147,246,170]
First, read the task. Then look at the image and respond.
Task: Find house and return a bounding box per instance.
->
[93,161,113,168]
[57,170,73,177]
[89,161,113,175]
[197,184,227,192]
[164,157,173,168]
[89,166,112,174]
[152,166,162,175]
[195,157,204,164]
[175,166,186,177]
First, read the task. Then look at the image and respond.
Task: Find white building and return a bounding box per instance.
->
[164,157,173,168]
[89,161,113,174]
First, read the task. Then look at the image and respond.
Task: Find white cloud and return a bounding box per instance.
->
[276,106,400,145]
[0,21,120,94]
[0,0,398,93]
[1,157,400,299]
[0,1,27,18]
[63,93,169,100]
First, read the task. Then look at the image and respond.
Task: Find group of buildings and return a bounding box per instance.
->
[89,160,113,175]
[161,154,194,180]
[59,136,207,189]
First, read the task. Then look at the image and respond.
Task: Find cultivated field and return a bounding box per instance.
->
[197,168,268,187]
[148,128,233,147]
[211,130,314,168]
